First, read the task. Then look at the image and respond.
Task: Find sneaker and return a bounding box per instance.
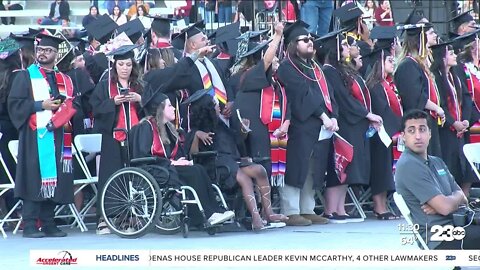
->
[41,225,67,237]
[321,212,347,224]
[208,211,234,225]
[336,213,364,223]
[23,226,45,238]
[265,222,286,229]
[124,227,136,234]
[301,214,329,224]
[96,221,111,235]
[285,214,312,226]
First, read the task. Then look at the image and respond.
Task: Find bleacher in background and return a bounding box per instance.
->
[0,0,171,38]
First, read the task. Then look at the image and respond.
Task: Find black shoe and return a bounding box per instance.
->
[23,227,46,238]
[41,226,67,237]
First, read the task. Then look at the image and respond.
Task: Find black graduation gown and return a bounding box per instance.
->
[369,82,400,195]
[276,59,338,189]
[212,56,234,81]
[233,61,274,176]
[394,57,442,157]
[435,70,472,184]
[129,120,223,226]
[0,71,19,185]
[90,79,143,191]
[83,52,108,85]
[323,67,370,186]
[8,71,74,204]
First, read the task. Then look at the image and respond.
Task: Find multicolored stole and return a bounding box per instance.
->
[265,77,288,187]
[195,58,228,105]
[108,81,139,142]
[146,118,179,160]
[351,77,372,112]
[447,72,462,135]
[407,56,441,122]
[27,64,75,198]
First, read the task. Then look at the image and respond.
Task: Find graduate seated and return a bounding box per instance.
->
[184,90,288,232]
[128,90,235,228]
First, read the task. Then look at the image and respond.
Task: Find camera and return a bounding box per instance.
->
[452,206,475,227]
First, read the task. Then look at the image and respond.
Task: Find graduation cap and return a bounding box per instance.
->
[236,29,269,42]
[283,20,310,45]
[141,86,169,116]
[333,2,363,31]
[404,7,428,25]
[0,38,21,60]
[181,89,211,106]
[238,40,272,60]
[314,28,347,61]
[453,29,480,50]
[171,32,184,50]
[370,26,397,45]
[116,18,145,44]
[9,33,35,49]
[174,20,205,43]
[36,33,65,49]
[148,15,176,36]
[211,21,241,44]
[365,45,392,62]
[86,14,118,44]
[106,44,140,60]
[449,9,475,32]
[67,37,89,54]
[399,23,434,36]
[430,40,455,60]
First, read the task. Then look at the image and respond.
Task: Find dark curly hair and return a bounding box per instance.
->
[188,95,218,133]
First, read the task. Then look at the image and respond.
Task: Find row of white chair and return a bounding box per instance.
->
[0,134,102,238]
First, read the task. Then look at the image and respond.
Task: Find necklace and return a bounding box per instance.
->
[287,53,320,82]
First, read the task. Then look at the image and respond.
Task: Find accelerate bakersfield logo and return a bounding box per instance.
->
[36,250,78,265]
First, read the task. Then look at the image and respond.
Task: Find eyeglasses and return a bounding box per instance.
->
[297,36,314,43]
[37,47,57,54]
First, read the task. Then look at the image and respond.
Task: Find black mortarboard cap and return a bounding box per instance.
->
[449,9,474,31]
[283,20,310,44]
[235,29,269,42]
[28,28,42,36]
[67,36,89,55]
[86,14,118,44]
[171,33,184,50]
[238,40,271,59]
[400,23,434,36]
[364,45,392,62]
[36,33,65,49]
[404,7,427,25]
[175,20,205,42]
[315,28,346,50]
[148,15,176,35]
[0,38,21,60]
[333,3,363,30]
[453,29,480,50]
[107,44,139,60]
[370,26,397,41]
[116,18,145,43]
[211,21,241,44]
[142,86,169,115]
[430,40,455,57]
[9,33,35,49]
[181,89,210,105]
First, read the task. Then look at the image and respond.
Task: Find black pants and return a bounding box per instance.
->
[22,199,57,228]
[0,4,23,25]
[435,224,480,250]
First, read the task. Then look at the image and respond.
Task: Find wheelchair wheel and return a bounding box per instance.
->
[100,167,161,239]
[155,191,182,235]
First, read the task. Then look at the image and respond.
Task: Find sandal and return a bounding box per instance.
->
[266,213,289,223]
[374,211,400,220]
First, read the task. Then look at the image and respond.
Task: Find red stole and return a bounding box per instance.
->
[109,81,139,142]
[351,77,371,112]
[312,64,333,113]
[381,77,403,117]
[216,52,231,60]
[28,68,75,132]
[156,42,173,49]
[446,73,461,123]
[147,118,179,159]
[260,76,288,125]
[464,64,480,112]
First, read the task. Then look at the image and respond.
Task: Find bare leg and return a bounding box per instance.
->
[372,192,388,214]
[73,187,84,212]
[324,185,347,215]
[236,168,264,231]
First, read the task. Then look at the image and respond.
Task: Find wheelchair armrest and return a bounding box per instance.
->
[130,157,163,166]
[192,151,218,158]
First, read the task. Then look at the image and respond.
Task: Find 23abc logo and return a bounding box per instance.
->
[430,225,466,241]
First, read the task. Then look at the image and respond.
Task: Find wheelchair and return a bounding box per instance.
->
[99,130,231,239]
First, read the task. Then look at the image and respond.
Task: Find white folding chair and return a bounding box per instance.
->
[393,192,429,250]
[0,142,22,238]
[8,140,88,232]
[462,143,480,198]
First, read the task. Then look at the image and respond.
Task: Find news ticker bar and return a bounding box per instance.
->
[30,250,480,267]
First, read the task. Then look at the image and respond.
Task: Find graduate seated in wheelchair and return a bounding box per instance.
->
[99,92,234,238]
[183,90,288,232]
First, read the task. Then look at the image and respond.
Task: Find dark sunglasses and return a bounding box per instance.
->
[297,36,314,43]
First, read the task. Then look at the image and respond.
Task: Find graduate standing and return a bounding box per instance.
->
[8,34,77,238]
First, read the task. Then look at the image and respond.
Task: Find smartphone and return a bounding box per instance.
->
[53,94,66,103]
[119,88,129,95]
